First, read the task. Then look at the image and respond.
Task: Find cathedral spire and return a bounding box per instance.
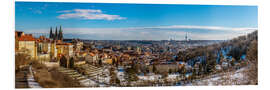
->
[55,26,58,40]
[49,27,53,39]
[59,25,63,41]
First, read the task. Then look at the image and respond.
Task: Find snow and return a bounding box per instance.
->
[27,66,42,88]
[79,78,98,87]
[138,75,162,81]
[167,74,179,79]
[192,67,248,86]
[117,71,125,81]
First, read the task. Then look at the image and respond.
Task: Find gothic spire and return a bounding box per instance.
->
[55,26,58,40]
[59,25,63,40]
[49,27,53,39]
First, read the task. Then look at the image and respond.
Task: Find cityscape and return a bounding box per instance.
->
[15,2,258,88]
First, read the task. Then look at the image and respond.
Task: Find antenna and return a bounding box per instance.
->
[174,32,176,40]
[185,32,188,41]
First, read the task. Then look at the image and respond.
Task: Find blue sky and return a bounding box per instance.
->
[15,2,258,40]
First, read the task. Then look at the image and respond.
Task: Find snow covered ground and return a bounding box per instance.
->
[191,67,249,86]
[79,77,98,87]
[27,66,42,88]
[138,74,162,81]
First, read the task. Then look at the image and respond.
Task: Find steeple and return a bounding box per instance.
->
[55,27,58,40]
[59,25,63,40]
[185,32,188,41]
[49,27,53,39]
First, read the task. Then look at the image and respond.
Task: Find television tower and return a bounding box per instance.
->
[185,32,188,41]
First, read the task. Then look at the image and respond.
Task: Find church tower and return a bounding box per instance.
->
[59,25,63,41]
[185,32,188,41]
[49,27,53,39]
[54,27,58,40]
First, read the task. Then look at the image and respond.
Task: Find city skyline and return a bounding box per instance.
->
[15,2,258,40]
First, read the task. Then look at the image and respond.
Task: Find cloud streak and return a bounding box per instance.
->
[146,25,257,31]
[22,25,257,40]
[57,9,126,20]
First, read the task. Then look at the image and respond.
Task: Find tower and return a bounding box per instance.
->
[185,32,188,41]
[49,27,53,39]
[54,27,58,40]
[59,25,63,41]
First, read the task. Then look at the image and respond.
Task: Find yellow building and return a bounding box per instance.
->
[36,36,52,61]
[56,42,74,60]
[17,34,37,60]
[50,41,57,59]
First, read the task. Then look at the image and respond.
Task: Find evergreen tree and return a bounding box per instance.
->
[69,57,74,68]
[228,47,241,61]
[112,58,115,65]
[98,59,102,66]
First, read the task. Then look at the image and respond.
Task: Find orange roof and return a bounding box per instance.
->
[56,40,62,44]
[37,36,51,42]
[57,43,72,45]
[89,53,95,56]
[18,34,36,41]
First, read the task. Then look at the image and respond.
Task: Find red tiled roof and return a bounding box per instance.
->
[37,36,51,42]
[18,34,36,41]
[89,53,95,56]
[56,42,72,45]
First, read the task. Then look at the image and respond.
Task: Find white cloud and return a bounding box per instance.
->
[27,4,49,14]
[57,9,126,20]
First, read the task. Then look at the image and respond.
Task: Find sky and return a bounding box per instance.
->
[15,2,258,40]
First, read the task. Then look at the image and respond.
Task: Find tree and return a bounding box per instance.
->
[69,57,74,68]
[247,40,258,62]
[169,69,172,74]
[228,46,241,61]
[112,58,115,65]
[161,71,168,79]
[125,68,139,83]
[205,51,216,74]
[98,59,102,66]
[125,68,138,81]
[15,53,30,71]
[152,64,157,74]
[109,67,120,86]
[59,56,67,68]
[131,61,140,74]
[230,57,236,66]
[246,40,258,84]
[116,59,119,68]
